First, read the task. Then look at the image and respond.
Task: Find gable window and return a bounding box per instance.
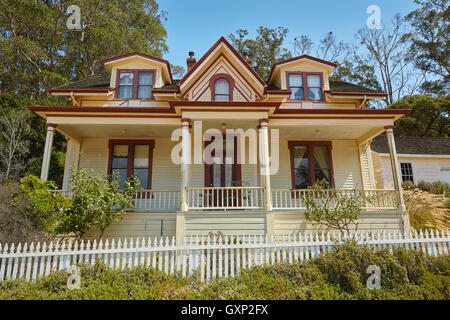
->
[117,70,154,99]
[289,141,334,189]
[108,140,155,189]
[288,74,304,100]
[400,162,414,183]
[287,72,323,101]
[214,78,230,101]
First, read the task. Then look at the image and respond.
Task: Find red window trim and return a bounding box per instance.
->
[209,73,235,102]
[204,133,241,187]
[286,71,325,102]
[115,69,156,100]
[107,139,155,189]
[288,141,335,189]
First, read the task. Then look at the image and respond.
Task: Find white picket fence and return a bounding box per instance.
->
[0,230,449,283]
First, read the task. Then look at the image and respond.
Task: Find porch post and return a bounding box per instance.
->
[40,123,57,181]
[180,118,191,212]
[384,126,406,211]
[259,119,273,211]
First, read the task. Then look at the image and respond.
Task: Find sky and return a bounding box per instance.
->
[158,0,417,73]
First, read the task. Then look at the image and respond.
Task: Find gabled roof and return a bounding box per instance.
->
[371,135,450,155]
[103,52,173,83]
[267,55,337,83]
[178,37,266,90]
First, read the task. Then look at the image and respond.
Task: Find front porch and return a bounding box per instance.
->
[38,108,410,241]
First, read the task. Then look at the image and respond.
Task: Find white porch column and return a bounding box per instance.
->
[180,118,191,212]
[385,126,406,211]
[62,137,81,190]
[40,123,57,181]
[259,119,273,211]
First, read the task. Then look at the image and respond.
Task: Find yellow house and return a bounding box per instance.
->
[29,37,411,242]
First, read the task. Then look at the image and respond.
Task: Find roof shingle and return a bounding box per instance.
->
[371,135,450,155]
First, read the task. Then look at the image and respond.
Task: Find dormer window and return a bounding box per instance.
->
[117,70,154,99]
[214,78,230,101]
[287,72,323,101]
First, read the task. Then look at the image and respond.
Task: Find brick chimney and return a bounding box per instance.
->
[186,51,196,72]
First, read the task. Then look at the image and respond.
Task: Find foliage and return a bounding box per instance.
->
[403,0,450,95]
[18,175,71,234]
[0,109,31,182]
[0,183,48,243]
[228,27,292,80]
[388,94,449,137]
[0,93,67,185]
[0,0,169,99]
[408,180,450,196]
[0,243,448,300]
[303,180,365,236]
[55,168,140,239]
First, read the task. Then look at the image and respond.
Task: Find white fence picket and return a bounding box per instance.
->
[1,229,449,283]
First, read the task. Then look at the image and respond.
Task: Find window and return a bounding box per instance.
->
[117,72,134,99]
[307,74,323,101]
[108,140,154,189]
[116,70,154,99]
[288,74,304,100]
[400,162,414,183]
[289,141,334,189]
[287,72,323,101]
[214,78,230,101]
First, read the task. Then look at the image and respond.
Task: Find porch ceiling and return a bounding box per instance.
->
[57,123,178,139]
[276,125,382,141]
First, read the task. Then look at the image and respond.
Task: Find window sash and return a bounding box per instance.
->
[117,70,154,99]
[109,142,153,189]
[214,78,230,101]
[400,162,414,182]
[290,142,333,188]
[288,73,323,101]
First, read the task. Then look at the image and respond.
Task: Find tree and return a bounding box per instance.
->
[228,27,292,80]
[303,180,365,236]
[356,15,423,105]
[55,168,140,239]
[0,0,169,99]
[0,93,67,184]
[0,109,31,182]
[387,94,449,137]
[403,0,450,95]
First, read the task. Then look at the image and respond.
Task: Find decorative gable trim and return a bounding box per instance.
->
[178,37,266,92]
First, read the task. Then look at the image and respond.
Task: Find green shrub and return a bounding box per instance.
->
[1,243,448,300]
[0,183,48,243]
[402,181,415,190]
[18,175,71,234]
[417,180,433,193]
[431,181,450,196]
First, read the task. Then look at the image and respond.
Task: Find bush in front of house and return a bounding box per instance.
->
[413,180,450,196]
[1,242,448,300]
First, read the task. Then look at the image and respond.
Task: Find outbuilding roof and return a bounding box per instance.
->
[371,135,450,155]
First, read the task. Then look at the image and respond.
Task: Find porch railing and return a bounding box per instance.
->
[186,187,265,210]
[133,190,180,211]
[271,189,399,210]
[51,188,399,211]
